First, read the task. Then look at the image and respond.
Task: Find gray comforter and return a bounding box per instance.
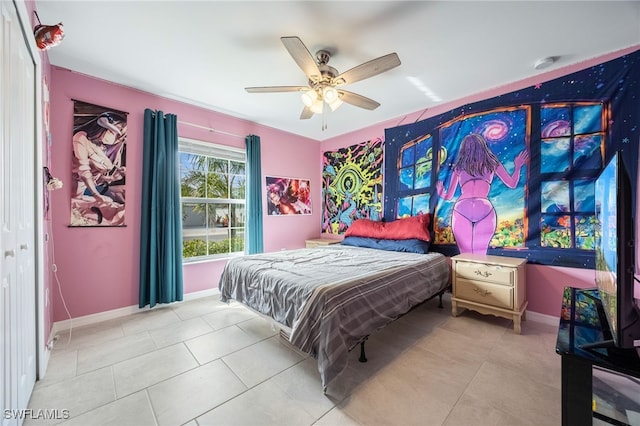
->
[218,244,450,389]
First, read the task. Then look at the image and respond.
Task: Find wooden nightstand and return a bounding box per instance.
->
[305,238,341,248]
[451,253,527,334]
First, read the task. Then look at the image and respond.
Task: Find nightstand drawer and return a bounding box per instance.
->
[455,278,514,310]
[455,261,514,286]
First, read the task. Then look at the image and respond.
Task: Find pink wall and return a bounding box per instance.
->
[526,265,594,317]
[48,67,320,321]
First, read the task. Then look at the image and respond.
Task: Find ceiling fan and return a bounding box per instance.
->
[245,36,401,122]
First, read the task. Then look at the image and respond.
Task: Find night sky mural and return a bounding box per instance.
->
[384,49,640,268]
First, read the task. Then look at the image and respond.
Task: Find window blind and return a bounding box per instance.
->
[179,137,245,162]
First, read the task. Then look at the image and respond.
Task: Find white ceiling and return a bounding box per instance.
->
[34,1,640,141]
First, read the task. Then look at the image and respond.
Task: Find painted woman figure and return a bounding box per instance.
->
[266,181,297,215]
[436,133,528,254]
[71,111,127,225]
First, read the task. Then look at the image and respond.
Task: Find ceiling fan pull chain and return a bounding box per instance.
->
[322,103,327,131]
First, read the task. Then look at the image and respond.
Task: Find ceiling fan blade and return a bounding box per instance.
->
[339,90,381,110]
[334,53,401,85]
[245,86,309,93]
[300,106,314,120]
[280,36,322,81]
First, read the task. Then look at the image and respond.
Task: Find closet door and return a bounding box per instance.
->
[0,3,17,421]
[13,5,36,414]
[1,1,37,425]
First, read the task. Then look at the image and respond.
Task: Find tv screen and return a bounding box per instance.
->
[594,151,640,349]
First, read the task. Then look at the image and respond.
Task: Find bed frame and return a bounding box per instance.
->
[353,287,446,363]
[276,286,449,393]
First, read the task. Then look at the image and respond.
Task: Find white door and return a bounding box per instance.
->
[1,1,37,425]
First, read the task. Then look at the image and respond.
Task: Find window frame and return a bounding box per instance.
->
[178,137,246,263]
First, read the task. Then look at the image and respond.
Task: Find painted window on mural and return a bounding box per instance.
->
[179,139,246,260]
[397,134,434,217]
[538,103,603,251]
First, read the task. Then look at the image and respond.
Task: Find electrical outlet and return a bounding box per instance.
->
[46,335,57,351]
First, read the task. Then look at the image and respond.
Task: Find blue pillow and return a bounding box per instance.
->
[341,236,430,254]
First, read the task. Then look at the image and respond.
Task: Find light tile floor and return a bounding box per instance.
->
[27,292,562,426]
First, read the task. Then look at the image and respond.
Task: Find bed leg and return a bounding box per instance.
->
[359,338,368,363]
[438,291,444,309]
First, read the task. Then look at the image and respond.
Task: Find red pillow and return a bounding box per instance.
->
[345,214,431,242]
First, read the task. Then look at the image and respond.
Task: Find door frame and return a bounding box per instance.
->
[14,0,46,379]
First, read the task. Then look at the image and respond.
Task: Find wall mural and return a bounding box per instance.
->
[384,49,640,268]
[322,138,383,235]
[71,100,128,227]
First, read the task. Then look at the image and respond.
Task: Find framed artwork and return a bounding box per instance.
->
[265,176,312,215]
[70,100,128,226]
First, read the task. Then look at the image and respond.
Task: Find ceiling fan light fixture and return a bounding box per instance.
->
[309,99,324,114]
[322,86,339,103]
[327,97,343,112]
[301,89,318,107]
[247,36,402,127]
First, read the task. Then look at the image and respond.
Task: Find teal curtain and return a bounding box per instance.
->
[245,134,264,254]
[139,109,183,308]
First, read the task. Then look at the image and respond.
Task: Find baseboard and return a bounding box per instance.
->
[50,288,557,337]
[51,288,220,334]
[184,288,219,301]
[526,310,559,326]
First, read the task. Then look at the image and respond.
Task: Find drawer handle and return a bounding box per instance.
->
[474,270,492,278]
[474,287,491,296]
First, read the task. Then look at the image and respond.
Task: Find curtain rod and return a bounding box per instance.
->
[177,120,244,139]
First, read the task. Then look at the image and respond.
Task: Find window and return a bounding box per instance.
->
[179,138,246,261]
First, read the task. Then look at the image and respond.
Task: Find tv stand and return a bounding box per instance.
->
[556,287,640,426]
[580,339,615,351]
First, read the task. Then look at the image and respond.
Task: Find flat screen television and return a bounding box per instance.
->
[593,151,640,349]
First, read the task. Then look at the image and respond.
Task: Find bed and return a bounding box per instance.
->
[218,216,450,391]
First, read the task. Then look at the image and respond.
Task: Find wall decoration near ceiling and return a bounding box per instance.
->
[70,100,128,227]
[384,49,640,268]
[32,11,64,51]
[322,138,383,235]
[265,176,312,216]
